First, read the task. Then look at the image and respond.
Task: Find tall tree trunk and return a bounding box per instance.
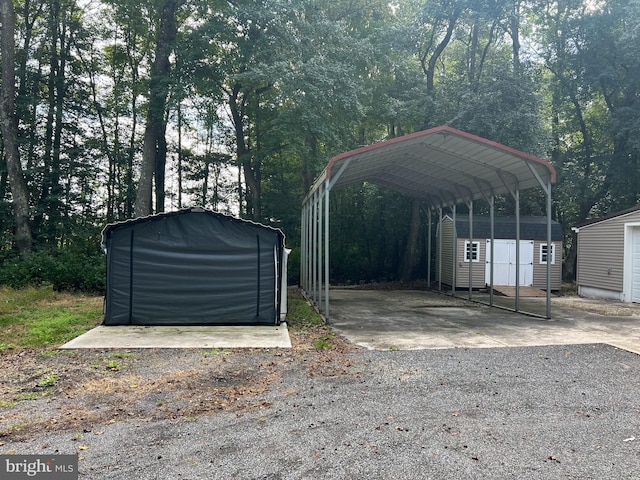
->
[177,102,183,208]
[400,198,421,282]
[134,0,180,217]
[228,84,261,219]
[510,0,521,75]
[420,7,460,128]
[0,0,33,256]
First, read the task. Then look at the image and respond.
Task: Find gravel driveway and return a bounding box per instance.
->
[2,343,639,479]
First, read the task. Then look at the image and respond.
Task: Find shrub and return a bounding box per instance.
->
[0,248,105,293]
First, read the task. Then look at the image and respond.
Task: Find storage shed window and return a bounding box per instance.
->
[539,243,555,264]
[464,241,480,262]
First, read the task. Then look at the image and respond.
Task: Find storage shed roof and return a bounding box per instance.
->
[573,204,640,230]
[447,215,563,241]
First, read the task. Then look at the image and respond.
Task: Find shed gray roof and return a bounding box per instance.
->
[446,215,563,241]
[574,204,640,229]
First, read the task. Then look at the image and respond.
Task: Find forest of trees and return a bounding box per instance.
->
[0,0,638,291]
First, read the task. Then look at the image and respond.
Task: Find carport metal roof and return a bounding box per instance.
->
[307,125,556,205]
[301,126,557,320]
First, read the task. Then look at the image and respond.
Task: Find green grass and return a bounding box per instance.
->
[286,295,326,331]
[0,286,103,352]
[287,293,340,350]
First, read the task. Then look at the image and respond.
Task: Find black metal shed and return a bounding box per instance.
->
[101,208,287,326]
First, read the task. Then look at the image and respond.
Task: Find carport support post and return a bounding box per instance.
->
[452,205,457,295]
[307,202,312,293]
[318,185,324,311]
[515,187,520,312]
[301,203,306,291]
[324,179,330,319]
[312,189,318,305]
[468,200,473,301]
[427,209,432,287]
[438,207,443,290]
[546,181,552,319]
[526,162,554,319]
[303,198,311,295]
[489,196,495,307]
[301,202,308,292]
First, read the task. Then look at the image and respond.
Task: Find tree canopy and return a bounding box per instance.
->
[0,0,638,289]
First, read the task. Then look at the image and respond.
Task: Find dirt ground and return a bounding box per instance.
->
[0,318,358,445]
[1,290,638,448]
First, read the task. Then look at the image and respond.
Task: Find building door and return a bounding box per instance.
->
[632,227,640,303]
[485,240,534,286]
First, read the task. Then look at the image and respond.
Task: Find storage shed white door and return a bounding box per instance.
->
[632,227,640,303]
[485,240,534,286]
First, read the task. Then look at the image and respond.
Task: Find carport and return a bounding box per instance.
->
[301,126,557,319]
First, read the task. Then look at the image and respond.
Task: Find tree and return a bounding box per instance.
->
[134,0,182,217]
[0,0,33,256]
[533,0,640,279]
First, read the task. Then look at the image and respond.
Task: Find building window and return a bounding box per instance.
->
[465,241,480,262]
[539,243,555,264]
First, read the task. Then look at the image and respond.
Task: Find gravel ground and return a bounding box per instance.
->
[2,343,640,479]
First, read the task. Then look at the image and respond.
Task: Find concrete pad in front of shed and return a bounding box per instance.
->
[60,324,291,349]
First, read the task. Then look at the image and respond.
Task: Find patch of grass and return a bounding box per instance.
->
[0,343,16,353]
[0,399,18,408]
[105,359,121,371]
[0,285,59,314]
[36,372,58,387]
[201,349,231,357]
[286,295,326,332]
[38,350,74,358]
[286,291,346,351]
[0,286,103,352]
[17,391,52,401]
[107,351,136,359]
[313,333,335,350]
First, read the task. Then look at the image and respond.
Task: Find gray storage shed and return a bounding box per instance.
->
[437,215,563,291]
[572,205,640,302]
[101,208,287,326]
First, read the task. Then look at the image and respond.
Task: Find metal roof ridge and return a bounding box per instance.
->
[101,208,285,246]
[324,125,556,183]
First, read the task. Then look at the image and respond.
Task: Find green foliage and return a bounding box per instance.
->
[0,248,105,293]
[287,247,301,286]
[287,292,338,349]
[330,185,416,284]
[286,295,325,331]
[2,0,639,288]
[36,372,59,387]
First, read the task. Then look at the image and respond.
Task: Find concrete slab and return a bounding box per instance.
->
[327,288,640,354]
[490,285,549,297]
[60,323,291,349]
